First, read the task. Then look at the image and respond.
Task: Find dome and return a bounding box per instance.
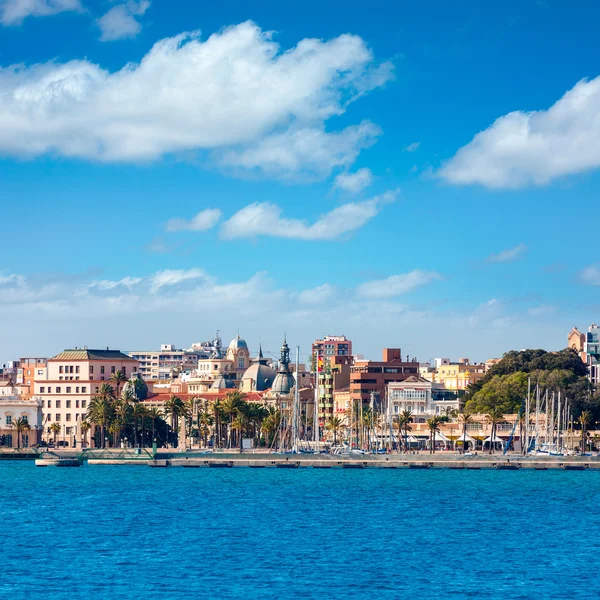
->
[211,374,236,390]
[228,335,248,352]
[241,346,276,391]
[271,372,295,395]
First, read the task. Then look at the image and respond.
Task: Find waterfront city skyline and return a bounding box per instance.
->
[2,0,600,364]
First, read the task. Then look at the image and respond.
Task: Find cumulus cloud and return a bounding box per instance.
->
[98,0,150,41]
[403,141,420,152]
[486,243,527,263]
[148,269,207,294]
[356,269,443,299]
[0,0,80,25]
[0,21,392,179]
[220,190,397,241]
[333,167,373,193]
[296,283,335,305]
[166,208,222,232]
[580,264,600,286]
[439,76,600,188]
[218,122,380,180]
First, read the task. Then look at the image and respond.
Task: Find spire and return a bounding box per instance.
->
[279,335,290,370]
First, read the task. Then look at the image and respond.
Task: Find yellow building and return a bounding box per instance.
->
[420,359,486,391]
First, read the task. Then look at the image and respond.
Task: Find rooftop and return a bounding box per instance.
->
[50,349,137,362]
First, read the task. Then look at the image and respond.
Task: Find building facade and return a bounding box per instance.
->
[350,348,419,405]
[0,397,43,448]
[585,324,600,385]
[34,349,139,447]
[419,358,485,392]
[312,335,352,359]
[127,344,204,380]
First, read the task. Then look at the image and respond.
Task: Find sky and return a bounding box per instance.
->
[1,0,600,365]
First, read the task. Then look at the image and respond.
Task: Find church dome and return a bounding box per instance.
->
[271,372,295,394]
[241,346,276,391]
[228,335,248,352]
[211,374,236,390]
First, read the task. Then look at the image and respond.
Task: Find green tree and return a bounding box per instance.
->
[578,410,592,453]
[86,397,114,448]
[325,416,344,445]
[49,422,61,446]
[426,416,442,454]
[396,409,413,452]
[12,417,30,450]
[163,395,184,446]
[485,407,505,454]
[109,371,128,397]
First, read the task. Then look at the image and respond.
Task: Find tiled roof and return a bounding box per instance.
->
[50,349,137,361]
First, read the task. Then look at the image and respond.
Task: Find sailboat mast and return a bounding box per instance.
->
[525,378,531,454]
[292,346,300,453]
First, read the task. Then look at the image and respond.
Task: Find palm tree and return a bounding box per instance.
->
[49,422,61,446]
[81,421,91,447]
[163,395,184,446]
[132,402,147,447]
[426,416,442,454]
[459,411,473,454]
[86,397,114,448]
[578,410,592,453]
[110,371,128,397]
[221,392,245,448]
[12,417,30,450]
[326,416,344,445]
[396,409,413,452]
[198,411,214,448]
[485,407,505,454]
[96,382,116,403]
[211,400,223,448]
[146,407,162,445]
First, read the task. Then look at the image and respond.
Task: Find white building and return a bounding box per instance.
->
[0,397,43,448]
[127,344,205,380]
[387,376,460,423]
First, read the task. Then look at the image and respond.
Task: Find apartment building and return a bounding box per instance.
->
[312,335,352,359]
[419,358,486,392]
[350,348,419,405]
[34,349,139,447]
[127,344,204,380]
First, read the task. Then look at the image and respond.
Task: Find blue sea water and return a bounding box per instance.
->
[1,462,598,600]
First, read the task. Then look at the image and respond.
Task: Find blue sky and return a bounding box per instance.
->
[1,0,599,364]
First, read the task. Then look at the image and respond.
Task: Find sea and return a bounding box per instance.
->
[1,461,598,599]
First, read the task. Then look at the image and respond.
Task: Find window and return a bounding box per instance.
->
[66,387,71,393]
[40,387,45,393]
[27,369,31,376]
[56,400,61,408]
[82,401,87,409]
[56,387,61,394]
[111,366,116,374]
[100,366,105,374]
[22,416,28,424]
[76,366,80,374]
[37,370,43,375]
[76,387,79,393]
[70,366,74,374]
[56,414,61,421]
[238,358,245,369]
[66,414,71,422]
[82,387,87,393]
[59,377,63,381]
[66,400,71,408]
[90,366,94,375]
[122,367,126,376]
[59,366,64,373]
[5,415,12,425]
[47,400,52,408]
[76,400,80,408]
[47,387,51,393]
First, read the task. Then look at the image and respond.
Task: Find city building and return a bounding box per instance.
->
[350,348,419,405]
[419,358,486,392]
[567,324,599,384]
[585,324,600,384]
[127,344,205,380]
[387,377,460,423]
[241,346,276,392]
[312,335,352,359]
[34,349,139,447]
[0,396,43,448]
[317,355,352,424]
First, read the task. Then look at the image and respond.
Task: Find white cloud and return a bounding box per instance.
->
[0,0,80,25]
[98,0,150,42]
[0,268,582,367]
[166,208,222,232]
[149,269,207,294]
[296,284,335,305]
[0,21,392,179]
[580,264,600,286]
[356,269,443,299]
[220,190,397,241]
[403,141,420,152]
[439,76,600,188]
[334,167,373,193]
[486,243,527,263]
[218,122,380,180]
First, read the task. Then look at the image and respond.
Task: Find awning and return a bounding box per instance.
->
[454,432,476,444]
[482,435,505,443]
[433,431,451,442]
